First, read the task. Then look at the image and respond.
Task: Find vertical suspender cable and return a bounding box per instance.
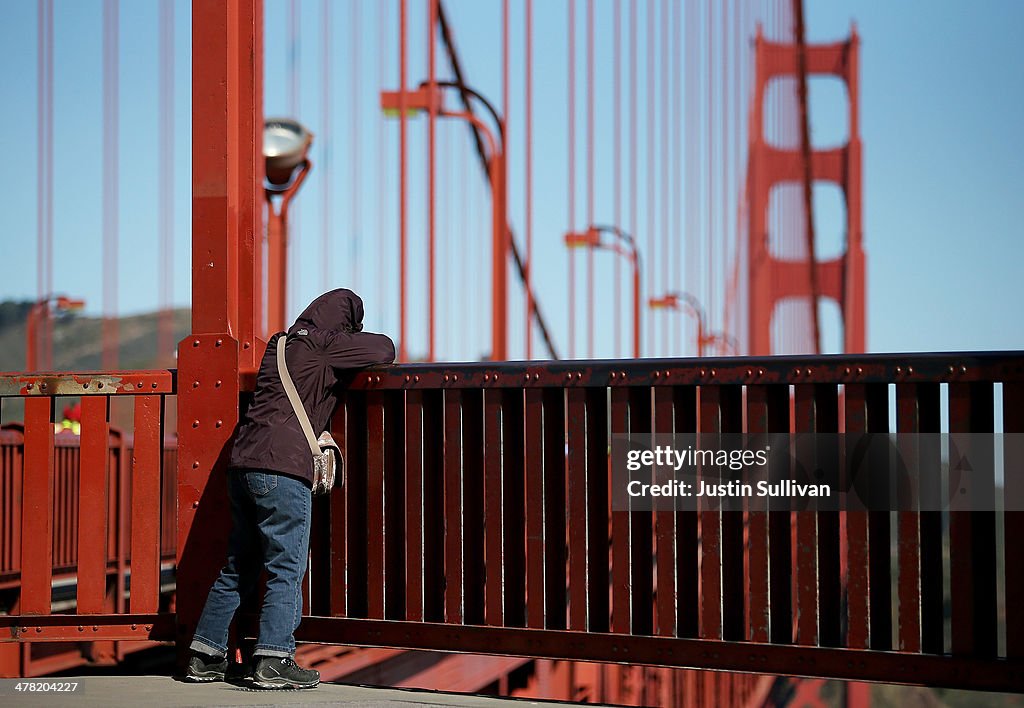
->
[36,0,54,368]
[646,1,654,355]
[586,0,594,357]
[794,0,821,354]
[567,0,575,359]
[46,0,54,367]
[288,0,300,322]
[351,0,361,296]
[629,0,637,357]
[706,0,714,346]
[377,0,388,335]
[103,0,119,369]
[612,0,620,358]
[159,0,174,365]
[663,0,671,354]
[321,0,330,293]
[672,0,681,354]
[525,0,533,358]
[685,0,696,355]
[722,0,729,349]
[398,0,407,361]
[427,0,436,361]
[502,0,509,358]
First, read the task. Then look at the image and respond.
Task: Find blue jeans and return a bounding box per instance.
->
[191,468,312,659]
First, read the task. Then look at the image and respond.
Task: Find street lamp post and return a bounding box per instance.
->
[26,295,85,371]
[263,118,313,336]
[381,83,509,361]
[564,225,642,358]
[648,291,737,357]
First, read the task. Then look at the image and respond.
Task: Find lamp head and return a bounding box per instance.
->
[264,118,313,188]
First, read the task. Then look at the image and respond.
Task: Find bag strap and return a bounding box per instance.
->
[277,335,322,458]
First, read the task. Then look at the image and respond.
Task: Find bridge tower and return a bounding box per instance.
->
[746,25,865,354]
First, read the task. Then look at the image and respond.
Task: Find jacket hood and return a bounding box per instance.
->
[288,288,364,335]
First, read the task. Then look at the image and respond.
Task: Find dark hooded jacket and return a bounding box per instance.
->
[229,289,396,485]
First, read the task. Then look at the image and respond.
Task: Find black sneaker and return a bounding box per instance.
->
[250,656,320,690]
[185,652,228,682]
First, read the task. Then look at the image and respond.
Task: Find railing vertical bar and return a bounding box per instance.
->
[698,385,723,640]
[585,386,609,633]
[815,384,841,647]
[611,387,631,634]
[674,385,698,639]
[383,390,406,620]
[525,388,546,629]
[915,383,943,654]
[793,384,817,646]
[422,389,446,622]
[21,397,54,615]
[654,385,676,637]
[895,382,922,653]
[503,388,527,628]
[948,381,997,657]
[366,391,386,619]
[865,383,892,651]
[628,386,653,636]
[720,385,745,642]
[484,388,505,626]
[462,389,485,625]
[1004,381,1024,659]
[130,395,163,614]
[746,385,769,643]
[542,388,567,630]
[404,390,425,621]
[329,401,348,616]
[345,391,369,617]
[444,388,464,624]
[843,383,870,649]
[566,387,588,631]
[78,396,109,614]
[766,385,792,645]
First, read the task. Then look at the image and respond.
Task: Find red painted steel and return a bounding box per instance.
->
[252,351,1024,694]
[653,386,675,637]
[746,27,865,354]
[130,396,163,614]
[20,398,54,615]
[177,0,260,665]
[77,396,109,614]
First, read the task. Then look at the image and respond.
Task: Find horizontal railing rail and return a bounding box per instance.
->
[299,351,1024,692]
[0,370,177,644]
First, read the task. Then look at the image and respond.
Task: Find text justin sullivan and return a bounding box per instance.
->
[627,479,831,497]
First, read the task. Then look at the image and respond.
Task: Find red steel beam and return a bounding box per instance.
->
[177,0,258,664]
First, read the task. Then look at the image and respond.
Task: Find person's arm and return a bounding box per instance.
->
[319,330,396,371]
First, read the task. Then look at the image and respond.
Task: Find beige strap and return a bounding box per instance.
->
[277,335,322,458]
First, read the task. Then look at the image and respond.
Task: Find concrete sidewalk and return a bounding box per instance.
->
[2,675,562,707]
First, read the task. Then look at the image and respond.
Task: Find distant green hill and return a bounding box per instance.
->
[0,303,191,428]
[0,305,191,372]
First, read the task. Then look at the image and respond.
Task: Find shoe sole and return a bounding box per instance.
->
[250,678,320,690]
[184,673,223,683]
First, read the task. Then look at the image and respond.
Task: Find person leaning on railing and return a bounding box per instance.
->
[185,288,395,690]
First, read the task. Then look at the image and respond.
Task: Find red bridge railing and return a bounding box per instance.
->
[0,370,177,650]
[299,351,1024,693]
[2,353,1024,695]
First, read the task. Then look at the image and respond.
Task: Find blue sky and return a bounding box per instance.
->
[1,1,1022,361]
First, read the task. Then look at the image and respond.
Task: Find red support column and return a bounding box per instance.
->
[177,0,261,663]
[746,25,864,354]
